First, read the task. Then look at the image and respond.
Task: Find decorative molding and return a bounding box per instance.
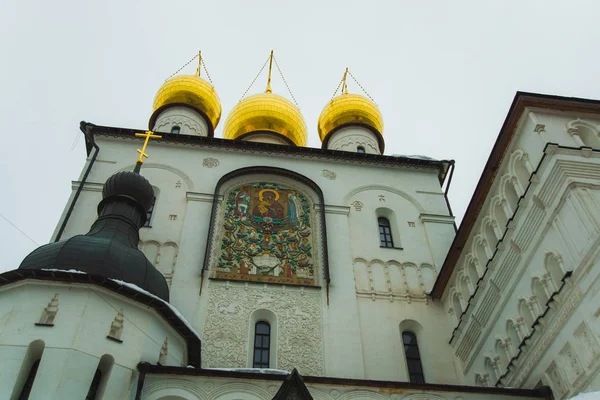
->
[350,201,363,211]
[352,258,436,300]
[158,337,169,365]
[203,157,220,168]
[71,181,103,192]
[324,205,350,215]
[37,293,59,326]
[344,185,425,213]
[116,163,195,191]
[186,192,222,203]
[321,170,337,180]
[202,283,324,375]
[419,213,455,224]
[448,150,600,370]
[416,190,445,196]
[510,288,583,386]
[107,309,124,342]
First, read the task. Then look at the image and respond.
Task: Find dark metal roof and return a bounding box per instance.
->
[20,170,169,301]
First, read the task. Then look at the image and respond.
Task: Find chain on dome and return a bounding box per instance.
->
[330,68,377,106]
[164,51,215,87]
[238,51,301,109]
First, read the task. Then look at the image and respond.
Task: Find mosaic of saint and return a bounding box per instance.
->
[214,183,317,286]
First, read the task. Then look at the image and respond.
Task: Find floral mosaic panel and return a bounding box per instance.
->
[213,183,317,287]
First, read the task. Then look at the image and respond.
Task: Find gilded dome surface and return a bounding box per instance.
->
[223,92,307,146]
[151,75,221,130]
[317,93,383,142]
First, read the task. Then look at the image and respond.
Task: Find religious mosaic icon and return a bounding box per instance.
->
[214,183,317,286]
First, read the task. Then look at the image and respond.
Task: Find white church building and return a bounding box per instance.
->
[0,53,599,399]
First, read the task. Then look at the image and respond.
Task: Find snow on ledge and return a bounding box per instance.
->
[568,392,600,400]
[109,279,201,340]
[36,270,201,353]
[205,368,289,375]
[390,154,438,161]
[42,268,87,274]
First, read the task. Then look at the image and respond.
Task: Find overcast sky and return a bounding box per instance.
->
[1,0,600,272]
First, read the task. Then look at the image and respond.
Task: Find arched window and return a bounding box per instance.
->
[253,321,271,368]
[86,354,113,400]
[143,196,156,228]
[170,126,181,134]
[86,369,102,400]
[378,217,394,248]
[18,360,40,400]
[13,340,45,400]
[402,331,425,384]
[357,145,366,153]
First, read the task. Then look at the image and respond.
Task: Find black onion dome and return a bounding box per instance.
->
[102,171,155,213]
[19,172,169,301]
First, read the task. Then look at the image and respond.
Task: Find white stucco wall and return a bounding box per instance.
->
[326,126,381,154]
[142,373,545,400]
[441,107,600,398]
[50,134,456,383]
[0,280,187,399]
[153,106,210,137]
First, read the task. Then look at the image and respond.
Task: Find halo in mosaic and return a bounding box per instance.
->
[213,183,317,287]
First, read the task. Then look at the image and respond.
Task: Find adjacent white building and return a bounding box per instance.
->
[0,55,597,399]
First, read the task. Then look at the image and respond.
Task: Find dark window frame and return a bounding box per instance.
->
[378,217,394,248]
[402,331,425,384]
[253,321,271,368]
[357,145,366,153]
[143,197,156,228]
[171,126,181,134]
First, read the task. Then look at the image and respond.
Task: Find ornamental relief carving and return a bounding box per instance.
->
[321,169,337,180]
[329,133,379,152]
[154,115,203,136]
[144,376,453,400]
[202,283,324,375]
[352,258,437,301]
[203,158,220,168]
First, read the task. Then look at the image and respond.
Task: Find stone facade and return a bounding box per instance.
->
[441,108,600,398]
[4,93,598,399]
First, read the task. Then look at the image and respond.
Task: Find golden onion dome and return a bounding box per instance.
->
[223,92,308,147]
[149,75,222,132]
[318,93,384,143]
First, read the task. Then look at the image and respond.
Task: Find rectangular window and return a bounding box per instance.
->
[403,331,425,384]
[253,322,271,368]
[143,197,156,227]
[378,217,394,248]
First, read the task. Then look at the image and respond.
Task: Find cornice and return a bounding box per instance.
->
[71,181,103,192]
[323,205,350,215]
[450,148,600,372]
[432,92,600,299]
[420,213,455,224]
[0,269,202,368]
[83,122,451,183]
[186,192,222,203]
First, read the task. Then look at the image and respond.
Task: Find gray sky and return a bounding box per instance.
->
[2,0,600,272]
